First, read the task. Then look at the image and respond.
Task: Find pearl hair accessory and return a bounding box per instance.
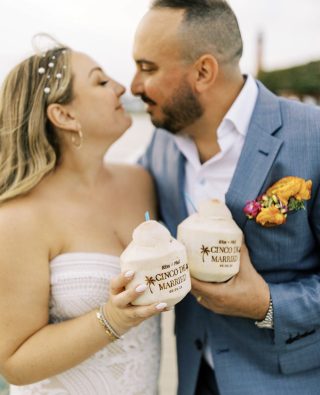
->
[37,51,66,94]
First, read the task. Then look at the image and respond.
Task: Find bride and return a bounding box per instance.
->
[0,37,166,394]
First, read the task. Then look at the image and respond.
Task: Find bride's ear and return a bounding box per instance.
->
[47,103,78,132]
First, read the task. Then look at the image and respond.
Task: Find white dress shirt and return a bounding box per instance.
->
[174,74,258,368]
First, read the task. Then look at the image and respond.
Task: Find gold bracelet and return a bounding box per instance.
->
[96,310,118,341]
[99,304,122,340]
[96,304,123,341]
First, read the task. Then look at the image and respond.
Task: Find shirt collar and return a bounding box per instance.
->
[173,74,258,164]
[222,74,258,137]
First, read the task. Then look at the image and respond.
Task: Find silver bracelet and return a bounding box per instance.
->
[99,304,123,340]
[254,295,274,329]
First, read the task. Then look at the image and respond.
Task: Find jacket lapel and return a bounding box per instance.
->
[152,132,188,235]
[226,82,284,228]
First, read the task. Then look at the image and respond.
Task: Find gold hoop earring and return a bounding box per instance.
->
[71,129,83,149]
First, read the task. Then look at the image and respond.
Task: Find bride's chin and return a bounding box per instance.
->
[124,113,133,128]
[120,119,132,135]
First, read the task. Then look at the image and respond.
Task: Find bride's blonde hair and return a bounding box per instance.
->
[0,35,73,203]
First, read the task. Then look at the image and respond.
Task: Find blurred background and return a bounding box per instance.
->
[1,0,319,394]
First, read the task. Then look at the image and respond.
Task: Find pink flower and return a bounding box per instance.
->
[243,200,261,218]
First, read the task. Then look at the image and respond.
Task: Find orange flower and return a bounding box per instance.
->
[244,176,312,227]
[256,206,287,227]
[295,179,312,201]
[266,176,312,205]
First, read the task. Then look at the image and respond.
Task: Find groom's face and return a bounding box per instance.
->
[131,9,204,134]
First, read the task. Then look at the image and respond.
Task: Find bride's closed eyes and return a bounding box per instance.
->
[99,80,109,86]
[95,72,110,86]
[89,68,110,86]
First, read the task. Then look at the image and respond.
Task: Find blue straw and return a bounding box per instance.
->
[184,192,197,212]
[145,211,150,221]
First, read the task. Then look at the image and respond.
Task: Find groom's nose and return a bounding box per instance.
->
[131,72,144,97]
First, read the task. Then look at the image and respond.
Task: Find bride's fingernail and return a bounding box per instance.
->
[135,284,147,293]
[156,302,168,310]
[124,270,135,278]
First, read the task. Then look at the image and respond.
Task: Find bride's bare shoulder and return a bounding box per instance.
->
[0,195,47,231]
[0,196,51,259]
[0,181,59,233]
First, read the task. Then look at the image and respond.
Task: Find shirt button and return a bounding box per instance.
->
[199,178,206,186]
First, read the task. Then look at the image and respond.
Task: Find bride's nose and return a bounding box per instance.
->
[113,81,126,97]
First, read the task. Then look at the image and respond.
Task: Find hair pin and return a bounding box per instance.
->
[37,50,66,95]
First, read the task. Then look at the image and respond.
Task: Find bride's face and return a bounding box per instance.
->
[69,51,132,144]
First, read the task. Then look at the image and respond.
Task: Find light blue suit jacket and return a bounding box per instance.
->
[140,81,320,395]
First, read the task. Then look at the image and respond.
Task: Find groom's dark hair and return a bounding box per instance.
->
[150,0,243,65]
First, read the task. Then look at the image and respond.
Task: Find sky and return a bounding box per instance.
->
[1,0,320,92]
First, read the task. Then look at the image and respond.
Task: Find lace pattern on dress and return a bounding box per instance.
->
[10,253,160,395]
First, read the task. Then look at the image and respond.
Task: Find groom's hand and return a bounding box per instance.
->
[191,244,270,320]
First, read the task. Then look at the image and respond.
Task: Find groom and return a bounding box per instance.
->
[132,1,320,394]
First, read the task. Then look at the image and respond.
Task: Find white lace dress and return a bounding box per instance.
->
[10,253,161,395]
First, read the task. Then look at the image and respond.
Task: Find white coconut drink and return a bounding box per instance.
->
[120,219,191,308]
[177,200,243,282]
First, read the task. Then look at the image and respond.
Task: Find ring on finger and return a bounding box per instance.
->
[196,295,202,303]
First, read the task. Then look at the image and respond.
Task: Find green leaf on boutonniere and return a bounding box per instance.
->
[288,198,306,211]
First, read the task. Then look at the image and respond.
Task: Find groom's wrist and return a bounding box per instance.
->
[254,294,274,329]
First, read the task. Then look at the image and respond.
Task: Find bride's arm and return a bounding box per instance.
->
[0,207,163,385]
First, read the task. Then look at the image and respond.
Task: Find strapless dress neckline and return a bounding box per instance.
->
[50,251,120,264]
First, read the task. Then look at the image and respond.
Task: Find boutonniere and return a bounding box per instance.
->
[243,176,312,227]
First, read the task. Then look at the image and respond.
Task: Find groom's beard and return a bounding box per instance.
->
[143,78,204,134]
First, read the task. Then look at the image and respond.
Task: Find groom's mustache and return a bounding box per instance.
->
[140,94,156,106]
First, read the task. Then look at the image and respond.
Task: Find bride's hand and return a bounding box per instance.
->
[103,271,167,336]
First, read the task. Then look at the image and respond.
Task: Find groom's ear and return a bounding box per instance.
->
[192,54,219,93]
